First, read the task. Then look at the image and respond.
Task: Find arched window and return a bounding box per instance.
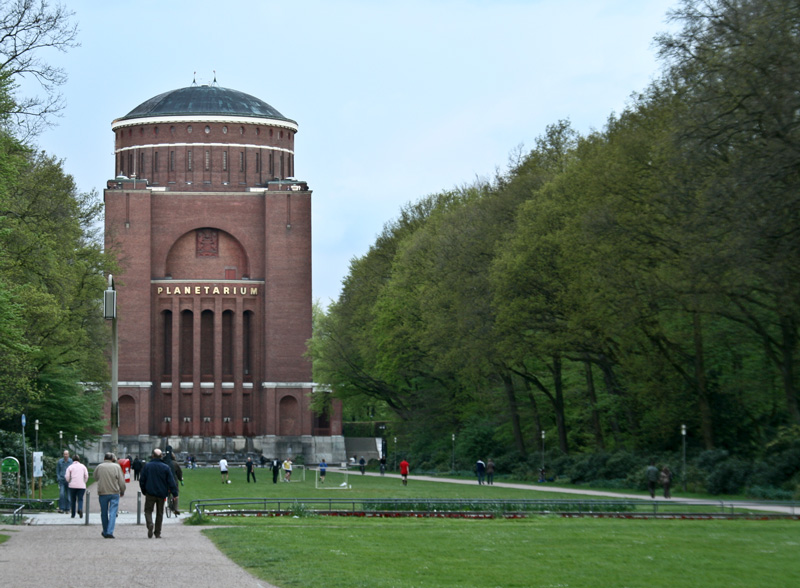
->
[180,310,193,379]
[162,310,173,377]
[222,310,234,378]
[201,309,214,381]
[243,311,253,380]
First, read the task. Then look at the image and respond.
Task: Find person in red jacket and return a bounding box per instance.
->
[399,459,410,486]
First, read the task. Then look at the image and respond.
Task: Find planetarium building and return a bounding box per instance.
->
[102,83,343,462]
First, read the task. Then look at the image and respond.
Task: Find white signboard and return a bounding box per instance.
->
[33,451,43,477]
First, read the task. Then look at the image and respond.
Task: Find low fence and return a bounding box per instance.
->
[0,498,57,524]
[189,497,800,519]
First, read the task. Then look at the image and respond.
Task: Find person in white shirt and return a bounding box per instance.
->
[219,458,229,483]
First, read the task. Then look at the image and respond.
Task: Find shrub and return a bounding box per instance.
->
[705,457,751,495]
[746,485,795,501]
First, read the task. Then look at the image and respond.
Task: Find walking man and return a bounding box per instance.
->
[140,448,180,539]
[93,453,126,538]
[476,458,486,485]
[246,457,257,483]
[271,458,281,484]
[56,450,72,513]
[400,458,410,486]
[132,456,143,481]
[646,460,659,499]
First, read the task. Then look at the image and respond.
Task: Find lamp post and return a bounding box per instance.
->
[451,433,455,473]
[393,437,397,472]
[541,430,546,470]
[681,424,687,493]
[34,420,39,453]
[103,275,119,456]
[59,430,63,453]
[22,414,30,497]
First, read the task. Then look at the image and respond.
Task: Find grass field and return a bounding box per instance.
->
[177,465,598,503]
[205,517,800,588]
[172,467,799,588]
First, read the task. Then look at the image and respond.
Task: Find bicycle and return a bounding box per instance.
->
[164,495,179,517]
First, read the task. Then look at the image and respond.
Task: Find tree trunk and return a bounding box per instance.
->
[780,314,800,424]
[597,354,628,447]
[501,373,527,456]
[522,377,543,440]
[583,357,605,451]
[551,355,569,454]
[693,311,714,449]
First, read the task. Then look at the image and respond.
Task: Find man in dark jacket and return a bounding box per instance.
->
[140,448,180,539]
[132,456,142,481]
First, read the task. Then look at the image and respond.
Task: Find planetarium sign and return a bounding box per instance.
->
[154,284,260,296]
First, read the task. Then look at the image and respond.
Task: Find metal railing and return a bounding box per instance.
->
[0,498,57,525]
[189,497,799,519]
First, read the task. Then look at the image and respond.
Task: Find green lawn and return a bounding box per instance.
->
[206,517,800,588]
[173,467,799,588]
[177,465,600,504]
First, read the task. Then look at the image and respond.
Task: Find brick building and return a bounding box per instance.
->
[102,83,344,462]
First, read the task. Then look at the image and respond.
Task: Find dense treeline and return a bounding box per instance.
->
[309,0,800,490]
[0,1,114,448]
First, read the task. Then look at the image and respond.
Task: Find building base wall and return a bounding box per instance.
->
[85,434,347,466]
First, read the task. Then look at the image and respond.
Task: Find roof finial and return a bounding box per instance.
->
[213,70,217,85]
[192,71,197,86]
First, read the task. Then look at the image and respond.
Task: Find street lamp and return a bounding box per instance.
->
[22,414,29,497]
[451,433,455,473]
[394,437,397,471]
[103,274,119,456]
[681,424,687,493]
[59,430,63,453]
[34,420,39,452]
[541,430,546,471]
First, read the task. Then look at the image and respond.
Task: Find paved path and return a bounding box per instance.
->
[0,482,274,588]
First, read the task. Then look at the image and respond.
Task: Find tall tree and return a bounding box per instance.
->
[0,0,78,136]
[657,0,800,424]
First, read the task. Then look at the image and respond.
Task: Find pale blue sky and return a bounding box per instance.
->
[30,0,676,307]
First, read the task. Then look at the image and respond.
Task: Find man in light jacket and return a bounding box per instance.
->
[93,453,126,538]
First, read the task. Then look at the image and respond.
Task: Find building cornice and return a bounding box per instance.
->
[115,142,294,155]
[111,114,298,132]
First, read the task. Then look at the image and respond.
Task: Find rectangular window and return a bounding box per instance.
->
[129,153,134,175]
[154,151,159,172]
[205,150,210,171]
[140,152,145,176]
[256,152,261,173]
[239,151,244,172]
[170,150,175,171]
[223,151,228,172]
[119,153,124,175]
[187,150,193,171]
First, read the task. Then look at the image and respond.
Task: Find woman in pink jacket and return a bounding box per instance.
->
[65,455,89,518]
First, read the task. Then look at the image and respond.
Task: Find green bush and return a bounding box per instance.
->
[746,485,795,501]
[705,457,751,495]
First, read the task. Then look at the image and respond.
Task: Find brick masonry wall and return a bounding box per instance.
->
[114,122,296,189]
